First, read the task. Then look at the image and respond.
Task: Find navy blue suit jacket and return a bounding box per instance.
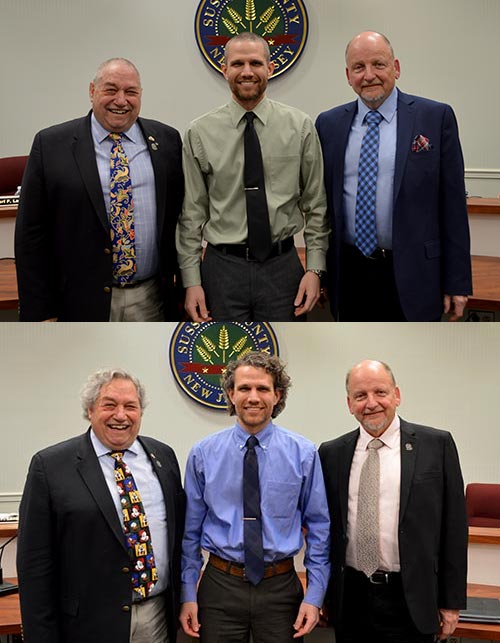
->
[15,111,184,321]
[316,90,472,320]
[318,419,468,635]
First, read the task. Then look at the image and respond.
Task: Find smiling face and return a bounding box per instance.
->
[88,377,142,450]
[89,60,142,132]
[346,360,401,436]
[227,365,282,434]
[222,39,274,110]
[345,31,400,109]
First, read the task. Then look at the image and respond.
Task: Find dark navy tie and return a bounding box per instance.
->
[355,110,383,257]
[244,112,273,262]
[243,435,265,585]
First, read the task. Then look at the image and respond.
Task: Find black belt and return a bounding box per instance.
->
[209,553,294,580]
[210,236,294,261]
[112,276,156,289]
[345,566,401,585]
[342,242,392,261]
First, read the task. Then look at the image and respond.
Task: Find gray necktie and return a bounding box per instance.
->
[356,438,384,576]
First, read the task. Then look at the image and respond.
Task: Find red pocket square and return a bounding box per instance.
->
[412,134,432,153]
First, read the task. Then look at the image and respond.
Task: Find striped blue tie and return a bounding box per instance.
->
[355,110,383,257]
[243,435,264,585]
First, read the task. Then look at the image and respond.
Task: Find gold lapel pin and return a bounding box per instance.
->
[405,443,413,451]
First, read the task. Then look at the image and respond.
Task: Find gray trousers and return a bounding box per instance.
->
[201,244,305,321]
[198,563,304,643]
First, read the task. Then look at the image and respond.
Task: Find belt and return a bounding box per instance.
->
[208,553,294,580]
[112,276,156,289]
[211,236,294,261]
[342,242,392,261]
[346,566,401,585]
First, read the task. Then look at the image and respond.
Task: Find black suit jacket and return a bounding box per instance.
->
[17,430,186,643]
[15,112,184,321]
[316,90,472,320]
[318,419,467,635]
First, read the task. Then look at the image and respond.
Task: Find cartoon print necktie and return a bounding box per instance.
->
[110,451,157,599]
[109,133,137,284]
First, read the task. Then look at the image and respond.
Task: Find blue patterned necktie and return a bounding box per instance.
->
[109,133,137,284]
[110,451,158,599]
[243,435,265,585]
[355,110,383,257]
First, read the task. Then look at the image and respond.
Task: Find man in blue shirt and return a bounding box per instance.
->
[180,352,330,642]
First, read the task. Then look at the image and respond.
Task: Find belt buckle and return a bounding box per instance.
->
[369,571,388,584]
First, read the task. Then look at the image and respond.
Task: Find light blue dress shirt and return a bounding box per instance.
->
[343,87,398,249]
[91,114,159,281]
[90,430,169,598]
[181,421,330,607]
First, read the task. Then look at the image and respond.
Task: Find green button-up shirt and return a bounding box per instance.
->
[176,97,329,287]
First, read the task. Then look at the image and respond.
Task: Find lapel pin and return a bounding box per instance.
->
[148,136,159,151]
[405,443,413,451]
[150,453,163,467]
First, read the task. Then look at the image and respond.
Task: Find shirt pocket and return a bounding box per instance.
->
[264,480,301,518]
[268,155,300,200]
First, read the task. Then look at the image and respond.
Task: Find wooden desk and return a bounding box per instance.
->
[469,256,500,311]
[0,205,18,220]
[0,260,18,312]
[467,197,500,216]
[0,579,21,636]
[470,526,500,545]
[0,523,18,539]
[455,584,500,641]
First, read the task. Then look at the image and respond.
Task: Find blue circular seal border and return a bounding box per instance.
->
[194,0,309,79]
[169,322,279,410]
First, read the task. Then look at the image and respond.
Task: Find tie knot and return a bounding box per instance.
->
[246,435,259,450]
[109,451,124,462]
[367,438,384,451]
[244,111,256,126]
[109,132,122,142]
[365,110,383,125]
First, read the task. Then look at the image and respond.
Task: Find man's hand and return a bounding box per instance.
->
[293,601,320,638]
[179,601,201,638]
[185,286,212,322]
[437,608,460,640]
[294,271,321,317]
[43,318,58,322]
[443,294,468,321]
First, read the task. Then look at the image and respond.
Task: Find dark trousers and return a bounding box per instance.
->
[335,567,435,643]
[339,243,407,321]
[197,563,304,643]
[201,244,305,321]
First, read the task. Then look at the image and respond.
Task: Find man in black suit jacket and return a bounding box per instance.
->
[15,58,184,321]
[17,368,186,643]
[316,32,472,321]
[319,360,467,643]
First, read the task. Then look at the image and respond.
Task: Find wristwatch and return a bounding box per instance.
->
[306,269,326,279]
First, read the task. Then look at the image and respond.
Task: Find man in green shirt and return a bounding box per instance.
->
[176,32,329,321]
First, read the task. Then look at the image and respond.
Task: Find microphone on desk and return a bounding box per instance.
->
[0,535,18,596]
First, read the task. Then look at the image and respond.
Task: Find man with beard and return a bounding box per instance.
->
[176,32,329,321]
[319,359,467,642]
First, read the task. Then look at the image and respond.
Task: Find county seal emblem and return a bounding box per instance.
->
[169,322,279,409]
[195,0,308,78]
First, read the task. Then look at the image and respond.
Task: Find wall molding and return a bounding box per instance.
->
[465,168,500,180]
[0,492,22,508]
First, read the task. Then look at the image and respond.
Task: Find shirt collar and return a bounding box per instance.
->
[357,86,398,125]
[229,96,270,128]
[91,112,140,144]
[232,419,274,451]
[357,414,401,450]
[90,428,141,458]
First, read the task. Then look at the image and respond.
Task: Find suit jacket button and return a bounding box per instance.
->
[122,567,130,573]
[122,605,131,612]
[104,248,111,255]
[104,286,111,294]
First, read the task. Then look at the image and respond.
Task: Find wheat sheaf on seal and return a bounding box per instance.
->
[195,0,308,79]
[169,322,279,410]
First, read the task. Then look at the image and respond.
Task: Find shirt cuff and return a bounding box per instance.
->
[303,585,326,609]
[180,266,202,289]
[181,583,198,603]
[305,249,327,272]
